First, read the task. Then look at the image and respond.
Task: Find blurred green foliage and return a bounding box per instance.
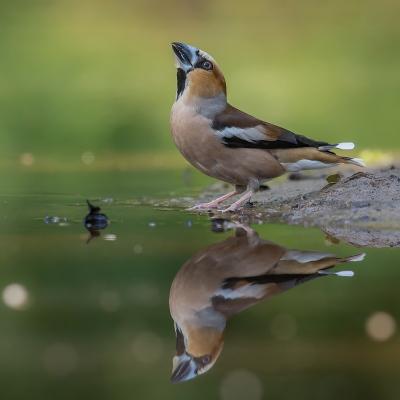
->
[0,0,399,168]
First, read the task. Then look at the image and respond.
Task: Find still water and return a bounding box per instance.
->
[1,169,400,400]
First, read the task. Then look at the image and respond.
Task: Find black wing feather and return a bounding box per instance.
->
[222,133,330,150]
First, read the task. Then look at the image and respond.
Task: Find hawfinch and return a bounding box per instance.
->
[169,221,365,382]
[170,42,366,212]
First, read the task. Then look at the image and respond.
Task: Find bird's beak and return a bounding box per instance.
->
[171,42,197,72]
[171,353,197,383]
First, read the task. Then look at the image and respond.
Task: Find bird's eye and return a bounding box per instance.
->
[201,355,211,364]
[202,61,213,71]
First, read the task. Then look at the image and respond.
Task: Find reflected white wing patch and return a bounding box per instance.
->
[282,250,335,263]
[215,126,266,143]
[216,283,265,300]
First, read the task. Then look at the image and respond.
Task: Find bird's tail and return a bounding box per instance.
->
[317,142,366,167]
[317,252,365,277]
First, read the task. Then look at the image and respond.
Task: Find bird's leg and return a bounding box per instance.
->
[187,190,239,211]
[219,190,254,212]
[219,180,260,213]
[233,223,260,246]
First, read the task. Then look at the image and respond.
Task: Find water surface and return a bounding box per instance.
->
[1,170,400,400]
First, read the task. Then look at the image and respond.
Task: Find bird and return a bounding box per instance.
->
[170,42,366,212]
[169,220,365,383]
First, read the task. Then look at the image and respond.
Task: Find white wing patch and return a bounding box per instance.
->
[281,160,338,172]
[216,283,265,300]
[215,126,266,143]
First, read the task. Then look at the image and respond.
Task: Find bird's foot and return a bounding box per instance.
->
[186,190,240,211]
[217,189,255,213]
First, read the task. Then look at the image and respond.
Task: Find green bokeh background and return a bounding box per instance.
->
[1,0,399,169]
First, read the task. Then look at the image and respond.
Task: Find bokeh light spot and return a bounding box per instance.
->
[270,314,297,341]
[131,331,164,364]
[134,244,142,253]
[365,311,396,341]
[20,153,35,166]
[81,151,94,164]
[220,369,263,400]
[99,291,121,312]
[2,284,30,310]
[130,283,160,307]
[43,343,78,377]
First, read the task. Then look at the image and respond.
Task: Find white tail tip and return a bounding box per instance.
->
[318,270,354,277]
[347,253,366,262]
[318,142,355,151]
[337,142,355,150]
[335,270,355,277]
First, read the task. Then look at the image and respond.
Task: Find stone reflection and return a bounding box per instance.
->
[323,227,400,248]
[169,219,365,383]
[82,200,110,244]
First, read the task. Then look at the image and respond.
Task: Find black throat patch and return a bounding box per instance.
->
[176,68,186,99]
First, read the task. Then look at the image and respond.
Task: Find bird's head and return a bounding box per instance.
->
[171,42,227,104]
[171,322,226,383]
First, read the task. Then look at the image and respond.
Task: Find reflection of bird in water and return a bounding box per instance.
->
[82,200,109,244]
[169,221,365,383]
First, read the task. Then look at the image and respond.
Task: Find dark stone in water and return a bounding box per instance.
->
[82,200,109,231]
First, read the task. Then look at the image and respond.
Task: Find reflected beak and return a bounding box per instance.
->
[171,353,197,383]
[171,42,197,72]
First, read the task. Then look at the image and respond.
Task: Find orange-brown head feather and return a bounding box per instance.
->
[187,63,226,99]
